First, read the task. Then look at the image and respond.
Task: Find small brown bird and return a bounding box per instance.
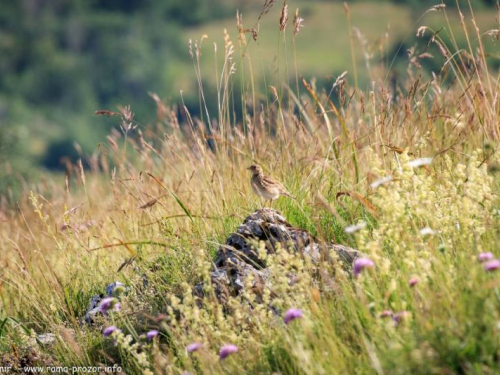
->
[247,164,294,206]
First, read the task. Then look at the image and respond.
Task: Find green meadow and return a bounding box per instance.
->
[2,1,500,374]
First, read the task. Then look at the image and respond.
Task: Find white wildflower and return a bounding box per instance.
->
[408,157,433,168]
[370,176,393,189]
[420,227,436,236]
[345,222,366,234]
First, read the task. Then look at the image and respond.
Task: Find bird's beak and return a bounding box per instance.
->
[246,166,252,170]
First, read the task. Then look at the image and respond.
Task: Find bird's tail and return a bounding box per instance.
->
[283,191,296,200]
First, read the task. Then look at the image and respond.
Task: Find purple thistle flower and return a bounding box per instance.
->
[484,259,500,271]
[219,344,238,360]
[478,252,494,262]
[186,342,204,353]
[393,311,410,324]
[409,277,420,287]
[102,326,118,337]
[283,308,304,325]
[146,330,159,341]
[353,258,375,277]
[98,297,120,314]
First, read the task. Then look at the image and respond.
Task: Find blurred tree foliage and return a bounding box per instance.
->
[0,0,240,186]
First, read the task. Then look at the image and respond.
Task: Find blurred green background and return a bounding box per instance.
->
[0,0,498,195]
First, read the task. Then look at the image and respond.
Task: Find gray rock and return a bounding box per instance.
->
[27,333,56,347]
[329,244,360,264]
[201,208,361,302]
[105,281,126,296]
[83,295,103,324]
[83,281,128,324]
[37,333,56,346]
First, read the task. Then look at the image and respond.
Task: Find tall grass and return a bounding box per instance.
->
[1,1,500,373]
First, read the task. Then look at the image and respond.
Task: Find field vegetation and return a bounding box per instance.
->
[1,1,500,374]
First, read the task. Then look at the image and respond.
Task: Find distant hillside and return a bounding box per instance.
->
[0,0,498,196]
